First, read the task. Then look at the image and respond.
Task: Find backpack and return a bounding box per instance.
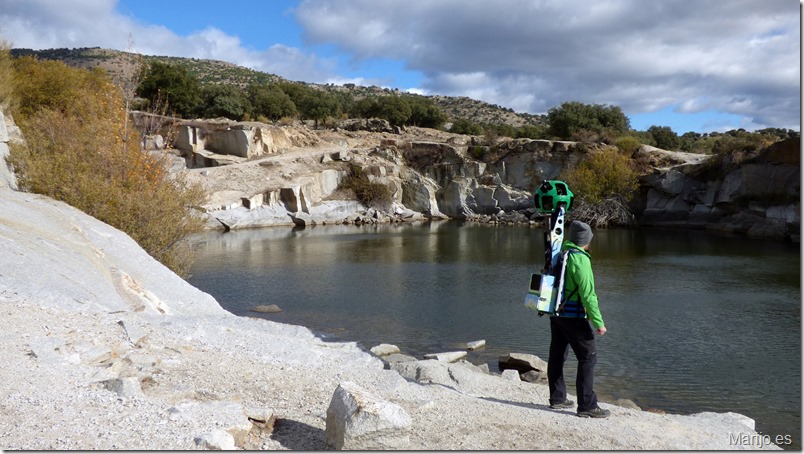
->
[524,249,581,316]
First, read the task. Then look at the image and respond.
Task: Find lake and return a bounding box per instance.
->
[187,221,801,449]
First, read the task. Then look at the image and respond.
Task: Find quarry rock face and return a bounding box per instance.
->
[636,137,800,241]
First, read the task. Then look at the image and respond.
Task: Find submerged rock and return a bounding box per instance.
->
[466,339,486,350]
[423,351,467,363]
[250,304,283,313]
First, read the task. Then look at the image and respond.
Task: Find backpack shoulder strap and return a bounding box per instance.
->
[558,249,584,308]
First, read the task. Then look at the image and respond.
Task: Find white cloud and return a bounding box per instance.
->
[296,0,801,130]
[247,44,340,83]
[0,0,798,131]
[404,87,428,96]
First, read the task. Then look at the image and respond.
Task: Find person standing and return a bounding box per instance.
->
[547,220,610,418]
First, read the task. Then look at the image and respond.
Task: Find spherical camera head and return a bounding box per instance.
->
[534,180,574,214]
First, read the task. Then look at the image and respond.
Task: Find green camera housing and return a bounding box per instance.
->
[534,180,574,214]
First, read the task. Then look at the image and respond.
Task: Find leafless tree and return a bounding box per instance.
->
[113,34,144,179]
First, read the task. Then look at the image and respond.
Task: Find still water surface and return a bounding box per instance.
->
[188,221,801,448]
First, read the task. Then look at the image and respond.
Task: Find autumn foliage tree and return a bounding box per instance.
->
[8,56,206,276]
[0,40,15,112]
[560,147,638,227]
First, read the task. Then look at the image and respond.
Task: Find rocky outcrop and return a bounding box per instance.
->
[175,119,319,164]
[635,138,800,241]
[338,118,399,134]
[180,120,600,230]
[357,138,585,222]
[395,139,545,219]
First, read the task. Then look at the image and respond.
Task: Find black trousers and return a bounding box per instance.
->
[547,316,599,411]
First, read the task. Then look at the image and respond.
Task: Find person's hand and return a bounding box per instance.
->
[596,326,607,336]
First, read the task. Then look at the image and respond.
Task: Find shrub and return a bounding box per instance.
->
[0,40,16,111]
[547,101,631,140]
[137,61,201,118]
[515,124,547,139]
[570,128,603,144]
[483,127,500,146]
[469,145,487,160]
[8,57,206,277]
[449,118,484,135]
[711,132,775,158]
[13,56,102,122]
[647,125,680,150]
[614,136,642,156]
[560,146,639,205]
[278,116,295,126]
[562,146,639,227]
[248,83,297,121]
[407,97,447,128]
[350,94,446,129]
[569,197,636,228]
[338,165,392,211]
[198,84,249,120]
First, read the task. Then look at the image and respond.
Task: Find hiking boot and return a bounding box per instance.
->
[549,399,575,409]
[577,407,611,418]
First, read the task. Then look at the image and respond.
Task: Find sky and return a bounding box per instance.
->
[0,0,800,134]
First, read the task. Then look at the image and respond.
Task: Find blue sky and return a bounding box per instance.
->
[1,0,800,134]
[115,0,425,89]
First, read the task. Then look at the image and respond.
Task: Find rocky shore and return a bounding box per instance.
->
[0,185,780,450]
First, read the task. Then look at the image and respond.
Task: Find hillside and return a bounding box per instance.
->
[10,47,545,127]
[11,47,284,86]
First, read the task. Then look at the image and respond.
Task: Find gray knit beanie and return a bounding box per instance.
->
[570,220,593,247]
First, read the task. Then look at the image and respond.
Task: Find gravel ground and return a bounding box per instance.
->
[0,295,776,450]
[0,188,777,451]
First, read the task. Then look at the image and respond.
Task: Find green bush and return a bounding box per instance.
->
[614,136,642,155]
[248,83,297,121]
[279,82,341,128]
[515,124,547,139]
[449,118,484,135]
[199,84,249,119]
[350,94,447,128]
[647,125,680,150]
[137,61,201,118]
[547,101,631,140]
[469,145,488,160]
[711,132,775,157]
